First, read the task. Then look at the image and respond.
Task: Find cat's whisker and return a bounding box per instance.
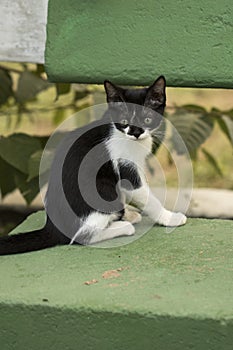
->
[152,128,166,133]
[152,131,166,139]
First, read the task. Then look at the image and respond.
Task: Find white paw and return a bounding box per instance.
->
[123,208,142,224]
[110,221,135,236]
[125,223,136,236]
[158,210,187,227]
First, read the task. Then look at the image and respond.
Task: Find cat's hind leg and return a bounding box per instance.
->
[88,220,135,244]
[70,212,135,245]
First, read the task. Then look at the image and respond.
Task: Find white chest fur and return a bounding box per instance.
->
[106,126,152,170]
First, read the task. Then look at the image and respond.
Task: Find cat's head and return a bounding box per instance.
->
[104,76,166,140]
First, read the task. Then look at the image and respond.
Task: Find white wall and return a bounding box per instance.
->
[0,0,48,63]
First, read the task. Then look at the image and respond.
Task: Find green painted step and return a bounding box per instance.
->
[0,212,233,349]
[45,0,233,88]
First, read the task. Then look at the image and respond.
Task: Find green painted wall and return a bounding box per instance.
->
[45,0,233,87]
[0,215,233,349]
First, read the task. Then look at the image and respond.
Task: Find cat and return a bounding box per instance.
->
[0,75,186,255]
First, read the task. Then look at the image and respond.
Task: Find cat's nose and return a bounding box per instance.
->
[128,126,144,139]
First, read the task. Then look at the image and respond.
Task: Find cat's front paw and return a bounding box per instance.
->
[123,208,142,224]
[158,210,187,227]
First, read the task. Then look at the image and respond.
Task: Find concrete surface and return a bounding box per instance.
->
[0,0,48,63]
[0,214,232,349]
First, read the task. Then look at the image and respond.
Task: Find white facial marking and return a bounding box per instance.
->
[138,130,150,140]
[126,134,137,140]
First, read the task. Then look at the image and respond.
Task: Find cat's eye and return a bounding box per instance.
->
[120,119,128,126]
[144,117,152,125]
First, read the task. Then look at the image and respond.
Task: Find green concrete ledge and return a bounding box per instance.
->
[0,213,233,349]
[45,0,233,87]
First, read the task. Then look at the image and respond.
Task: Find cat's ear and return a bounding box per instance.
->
[104,80,125,103]
[144,76,166,109]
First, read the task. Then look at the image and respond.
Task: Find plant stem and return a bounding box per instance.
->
[0,64,22,74]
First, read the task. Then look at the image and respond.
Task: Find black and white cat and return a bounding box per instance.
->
[0,76,186,255]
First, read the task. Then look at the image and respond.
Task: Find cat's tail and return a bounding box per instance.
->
[0,228,62,255]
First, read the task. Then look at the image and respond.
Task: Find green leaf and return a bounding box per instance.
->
[201,148,223,177]
[73,90,89,102]
[0,69,13,105]
[217,116,233,145]
[189,149,198,161]
[10,210,46,235]
[27,150,43,181]
[53,108,66,125]
[222,116,233,144]
[0,133,42,174]
[0,157,16,198]
[181,104,207,113]
[209,107,221,117]
[224,109,233,119]
[55,83,71,101]
[14,170,40,204]
[16,71,50,103]
[35,135,50,149]
[168,112,214,155]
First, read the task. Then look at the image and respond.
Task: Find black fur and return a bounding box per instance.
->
[0,76,166,255]
[119,160,142,190]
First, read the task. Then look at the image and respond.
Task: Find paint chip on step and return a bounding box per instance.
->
[84,279,98,285]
